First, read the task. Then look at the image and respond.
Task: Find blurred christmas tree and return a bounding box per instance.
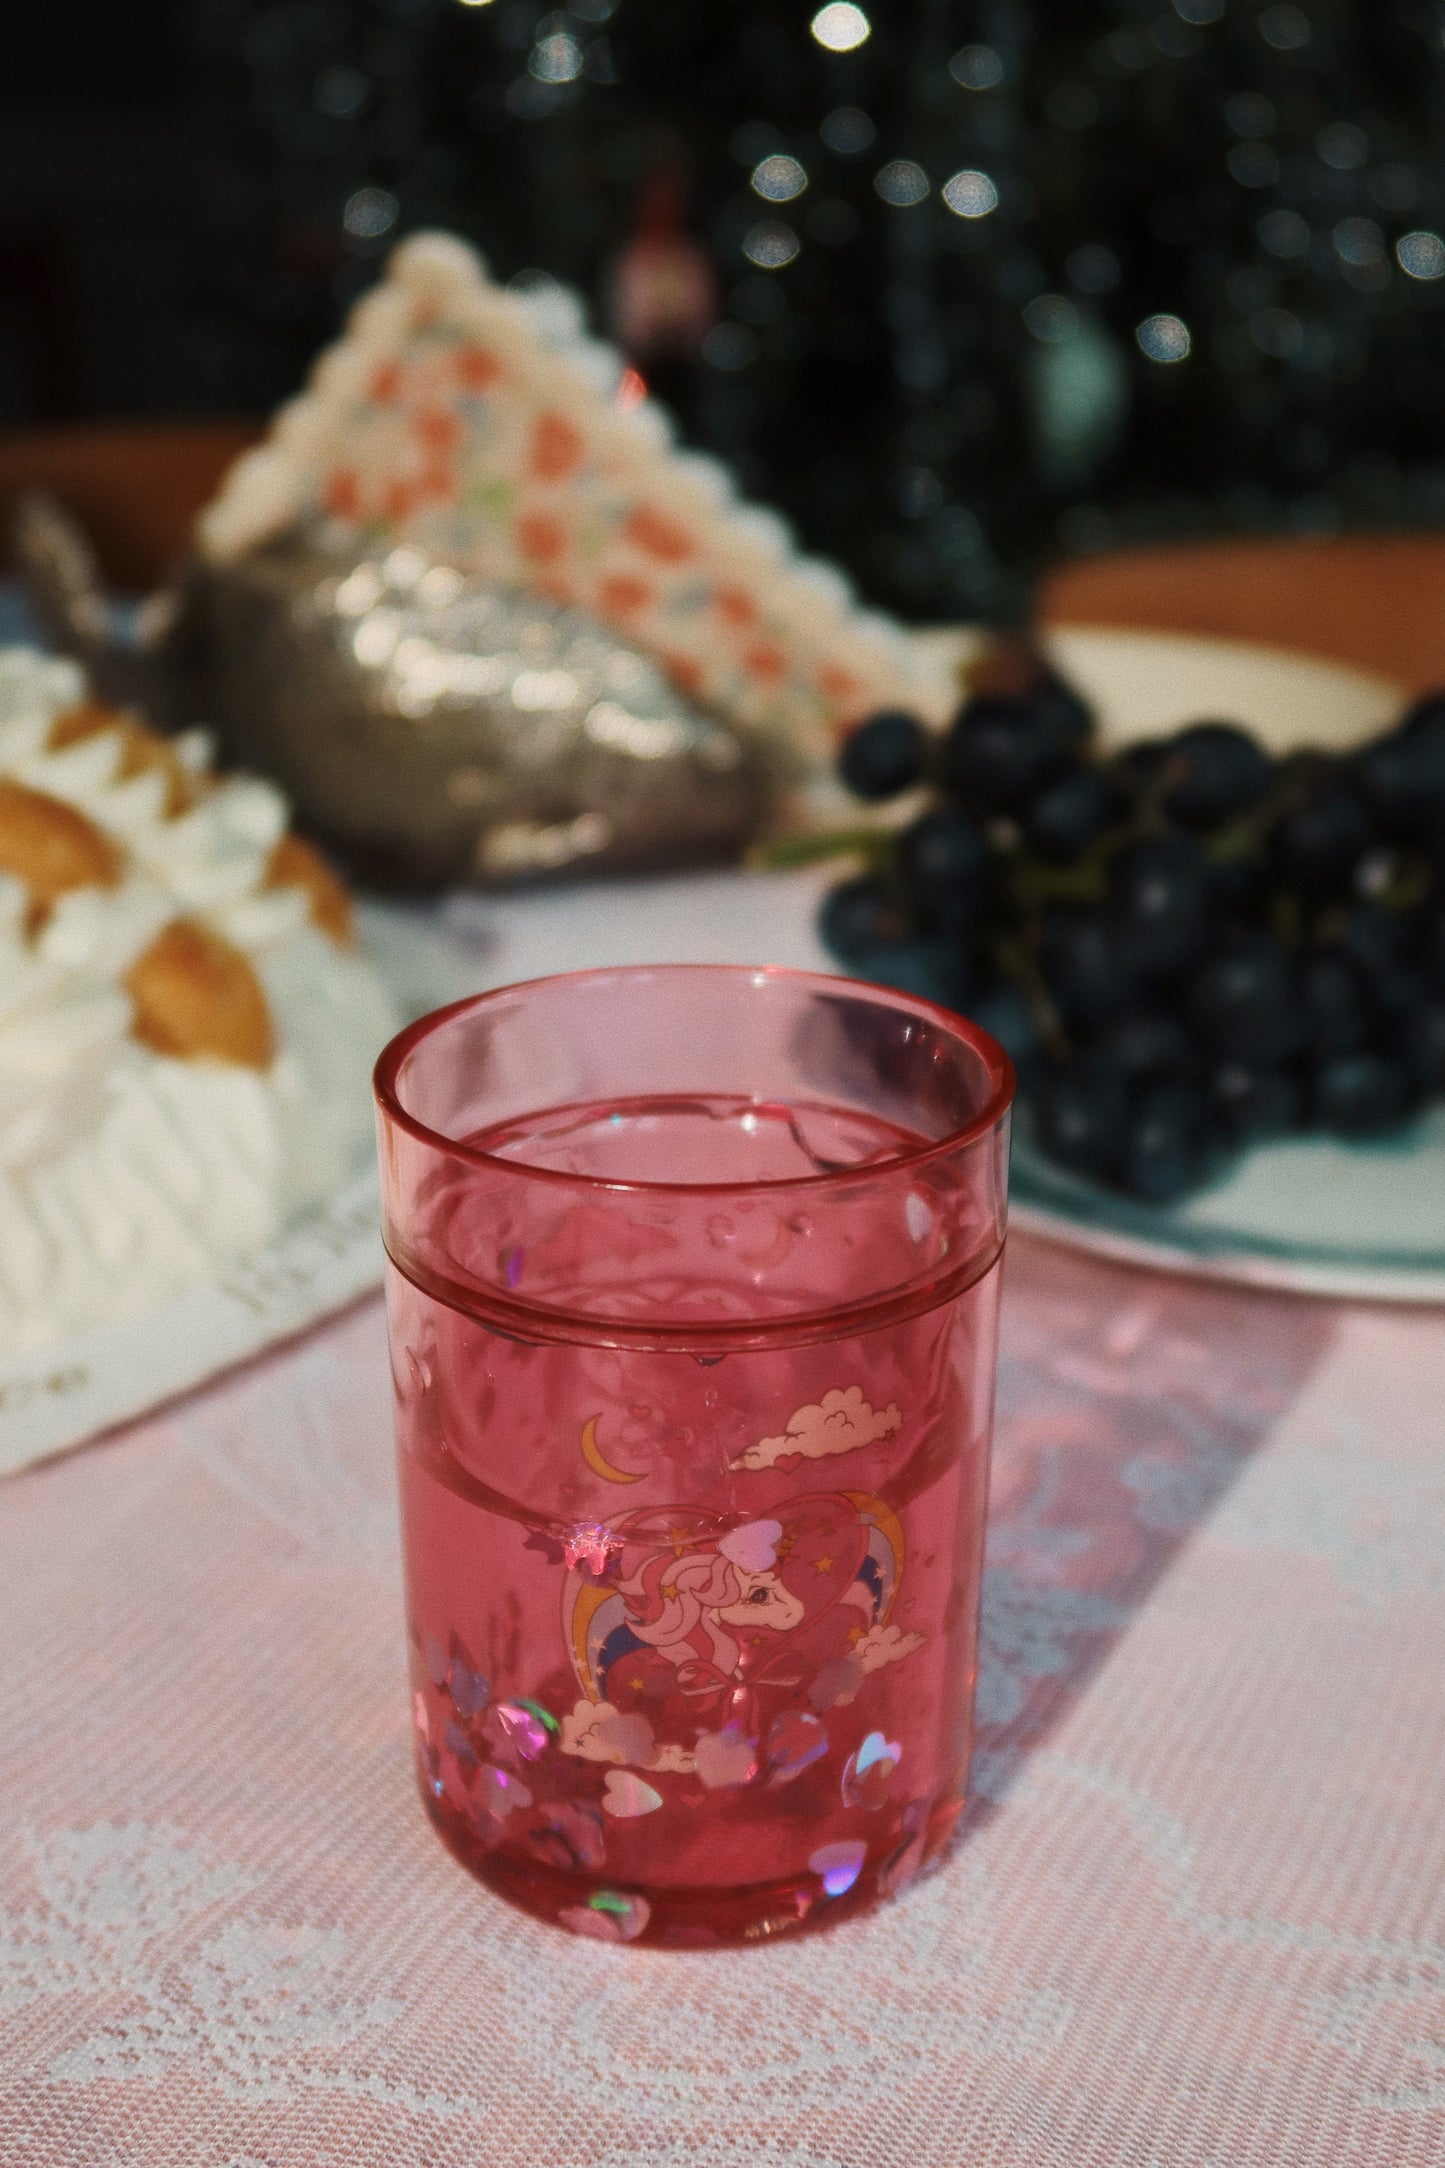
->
[191,0,1445,619]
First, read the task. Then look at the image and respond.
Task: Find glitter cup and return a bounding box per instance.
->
[374,965,1013,1949]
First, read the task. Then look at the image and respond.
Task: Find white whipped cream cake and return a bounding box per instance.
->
[0,646,398,1352]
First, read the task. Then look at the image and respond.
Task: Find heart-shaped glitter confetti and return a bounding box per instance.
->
[485,1700,550,1762]
[477,1763,533,1818]
[808,1653,862,1712]
[841,1729,901,1810]
[602,1769,663,1818]
[448,1655,490,1718]
[529,1801,606,1873]
[765,1708,828,1785]
[695,1721,760,1790]
[558,1891,651,1943]
[718,1517,783,1572]
[443,1718,479,1773]
[809,1838,867,1897]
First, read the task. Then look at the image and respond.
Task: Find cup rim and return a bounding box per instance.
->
[373,962,1015,1197]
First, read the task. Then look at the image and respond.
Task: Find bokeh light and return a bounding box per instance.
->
[949,45,1003,90]
[742,222,800,269]
[874,160,929,208]
[819,107,875,155]
[810,4,871,54]
[942,169,998,220]
[1024,293,1078,343]
[1258,4,1310,49]
[530,33,583,83]
[1397,230,1445,280]
[751,155,808,203]
[342,187,398,239]
[1136,312,1192,363]
[1258,209,1310,260]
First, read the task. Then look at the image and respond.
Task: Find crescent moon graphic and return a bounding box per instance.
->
[844,1491,907,1620]
[581,1415,645,1485]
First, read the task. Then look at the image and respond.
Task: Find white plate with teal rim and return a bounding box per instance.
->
[1007,1106,1445,1304]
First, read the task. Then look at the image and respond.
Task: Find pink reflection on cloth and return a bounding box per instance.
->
[1,1234,1443,2165]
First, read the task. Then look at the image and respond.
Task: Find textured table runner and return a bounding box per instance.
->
[2,1236,1442,2166]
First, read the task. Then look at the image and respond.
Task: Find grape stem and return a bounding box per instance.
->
[750,826,897,872]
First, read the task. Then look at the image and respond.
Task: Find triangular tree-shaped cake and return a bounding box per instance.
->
[199,233,955,764]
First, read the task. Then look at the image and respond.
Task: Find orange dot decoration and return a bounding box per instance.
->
[744,642,788,685]
[454,344,502,394]
[323,470,363,522]
[622,505,695,566]
[530,412,585,484]
[193,233,958,767]
[596,573,653,618]
[715,587,758,630]
[415,408,463,457]
[515,511,568,565]
[660,651,706,698]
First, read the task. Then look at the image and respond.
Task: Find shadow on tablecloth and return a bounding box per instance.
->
[965,1232,1339,1824]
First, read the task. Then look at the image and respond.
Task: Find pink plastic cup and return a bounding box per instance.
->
[374,964,1013,1949]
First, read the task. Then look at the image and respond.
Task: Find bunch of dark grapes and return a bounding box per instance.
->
[820,653,1445,1202]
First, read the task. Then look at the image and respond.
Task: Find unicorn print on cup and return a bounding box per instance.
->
[559,1491,922,1789]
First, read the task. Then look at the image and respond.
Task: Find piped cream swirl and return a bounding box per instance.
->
[0,646,396,1352]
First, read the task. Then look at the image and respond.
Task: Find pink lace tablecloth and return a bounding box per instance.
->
[2,1235,1442,2168]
